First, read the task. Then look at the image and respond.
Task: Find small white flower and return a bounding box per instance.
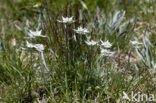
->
[33,4,39,8]
[34,44,44,52]
[26,41,44,52]
[101,40,112,48]
[26,41,35,48]
[85,40,98,46]
[122,91,130,101]
[28,30,46,38]
[130,40,142,46]
[101,48,114,57]
[57,16,75,24]
[86,36,91,41]
[73,26,89,35]
[11,38,16,46]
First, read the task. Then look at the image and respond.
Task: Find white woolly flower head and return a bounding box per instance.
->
[33,4,40,8]
[101,40,112,48]
[73,26,89,35]
[34,44,44,52]
[57,16,75,24]
[130,40,143,45]
[130,40,142,48]
[26,41,35,48]
[85,40,98,46]
[26,41,44,52]
[11,38,16,46]
[100,48,114,57]
[28,30,46,38]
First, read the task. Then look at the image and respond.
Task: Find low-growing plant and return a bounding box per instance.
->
[0,0,156,102]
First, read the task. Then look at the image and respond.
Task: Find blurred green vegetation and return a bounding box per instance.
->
[1,0,155,22]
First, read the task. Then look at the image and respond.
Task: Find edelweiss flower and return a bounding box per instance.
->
[101,48,114,57]
[34,44,44,52]
[101,40,112,48]
[130,40,142,48]
[26,41,35,48]
[130,40,142,45]
[11,38,16,46]
[73,26,89,35]
[85,40,98,46]
[26,41,44,52]
[86,36,91,41]
[33,4,40,8]
[57,16,75,24]
[28,30,46,38]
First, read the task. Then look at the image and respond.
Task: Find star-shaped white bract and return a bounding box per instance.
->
[85,40,98,46]
[57,16,75,24]
[28,30,46,38]
[101,40,112,48]
[73,26,89,35]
